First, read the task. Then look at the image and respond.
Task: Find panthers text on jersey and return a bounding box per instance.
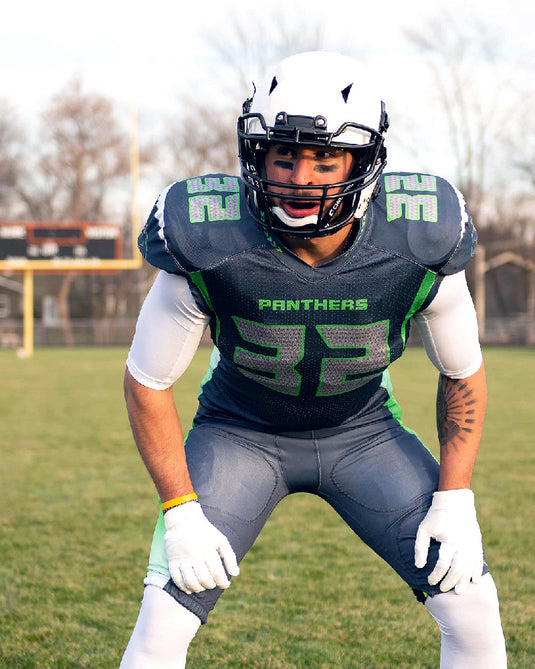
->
[138,172,477,431]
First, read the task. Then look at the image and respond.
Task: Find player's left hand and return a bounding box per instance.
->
[414,489,484,594]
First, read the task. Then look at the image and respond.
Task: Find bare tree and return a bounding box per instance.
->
[160,5,355,180]
[405,14,535,342]
[13,79,134,343]
[160,100,239,182]
[0,99,25,214]
[512,97,535,190]
[403,15,520,222]
[17,77,131,222]
[201,5,331,97]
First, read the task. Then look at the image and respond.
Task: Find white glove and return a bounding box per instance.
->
[164,501,240,594]
[414,489,483,595]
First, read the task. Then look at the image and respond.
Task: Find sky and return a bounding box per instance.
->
[3,0,532,111]
[1,0,534,195]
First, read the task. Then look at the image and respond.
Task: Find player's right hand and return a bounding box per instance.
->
[163,501,240,594]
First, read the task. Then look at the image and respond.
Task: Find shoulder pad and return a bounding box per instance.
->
[369,172,477,274]
[137,174,266,274]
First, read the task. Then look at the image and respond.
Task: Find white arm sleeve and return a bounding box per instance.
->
[413,271,482,379]
[126,271,211,390]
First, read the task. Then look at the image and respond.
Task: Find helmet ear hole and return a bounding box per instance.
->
[252,143,269,178]
[349,146,372,172]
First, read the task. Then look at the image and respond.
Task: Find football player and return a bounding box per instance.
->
[120,52,507,668]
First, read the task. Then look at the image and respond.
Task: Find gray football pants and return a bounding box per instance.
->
[146,406,474,623]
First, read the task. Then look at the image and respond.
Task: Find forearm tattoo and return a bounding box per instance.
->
[436,375,477,450]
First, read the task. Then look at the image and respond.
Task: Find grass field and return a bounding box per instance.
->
[0,346,533,668]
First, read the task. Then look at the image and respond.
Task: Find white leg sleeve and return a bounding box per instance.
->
[425,573,507,669]
[120,585,201,669]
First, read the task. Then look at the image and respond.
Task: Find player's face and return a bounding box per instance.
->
[264,144,354,220]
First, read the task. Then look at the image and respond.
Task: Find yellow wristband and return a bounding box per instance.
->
[161,493,198,512]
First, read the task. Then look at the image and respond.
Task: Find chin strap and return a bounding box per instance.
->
[271,206,318,228]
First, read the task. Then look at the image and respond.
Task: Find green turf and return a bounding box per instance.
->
[0,346,532,667]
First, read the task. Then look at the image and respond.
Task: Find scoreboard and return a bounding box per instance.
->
[0,222,122,264]
[0,220,140,358]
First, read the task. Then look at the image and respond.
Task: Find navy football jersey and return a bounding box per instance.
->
[138,173,476,431]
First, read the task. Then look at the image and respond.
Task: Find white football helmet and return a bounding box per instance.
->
[238,51,389,237]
